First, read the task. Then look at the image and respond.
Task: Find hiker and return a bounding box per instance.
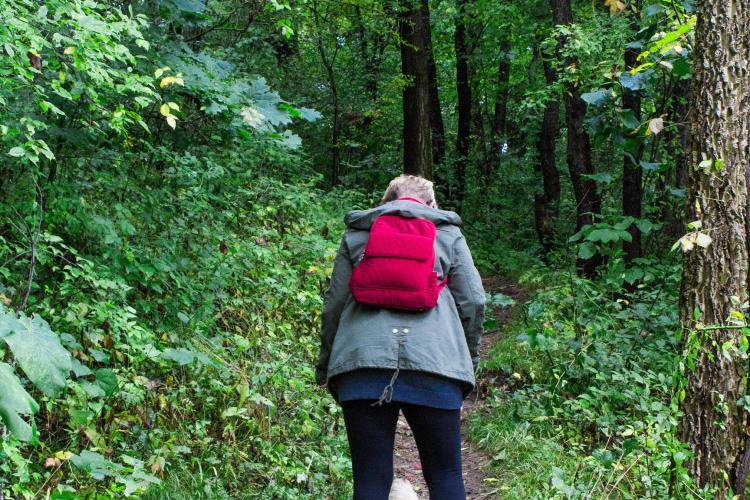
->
[315,174,486,500]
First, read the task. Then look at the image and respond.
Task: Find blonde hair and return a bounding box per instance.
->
[380,174,437,208]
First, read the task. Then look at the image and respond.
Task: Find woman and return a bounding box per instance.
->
[315,175,486,500]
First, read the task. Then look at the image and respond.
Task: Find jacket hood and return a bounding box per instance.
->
[344,198,462,230]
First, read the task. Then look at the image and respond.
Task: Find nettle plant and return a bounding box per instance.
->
[569,215,662,283]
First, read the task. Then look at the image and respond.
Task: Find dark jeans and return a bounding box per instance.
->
[341,399,466,500]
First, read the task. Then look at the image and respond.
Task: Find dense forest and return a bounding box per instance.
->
[1,0,748,498]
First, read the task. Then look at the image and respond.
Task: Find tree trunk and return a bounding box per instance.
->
[421,0,445,166]
[673,78,691,190]
[678,0,750,494]
[539,53,561,205]
[622,9,643,265]
[491,37,512,156]
[311,0,342,186]
[399,0,433,178]
[472,74,488,177]
[550,0,602,277]
[454,0,471,197]
[534,51,561,257]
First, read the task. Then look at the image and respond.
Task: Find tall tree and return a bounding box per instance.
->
[491,36,512,161]
[678,0,750,493]
[621,4,644,264]
[534,49,561,256]
[550,0,602,277]
[454,0,472,197]
[399,0,433,178]
[353,5,390,102]
[422,0,445,166]
[310,0,343,186]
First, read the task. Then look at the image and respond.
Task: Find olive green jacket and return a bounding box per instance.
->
[315,199,486,397]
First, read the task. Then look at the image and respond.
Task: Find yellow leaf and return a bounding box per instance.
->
[63,47,74,55]
[160,103,170,116]
[166,115,177,129]
[160,76,175,88]
[603,0,625,13]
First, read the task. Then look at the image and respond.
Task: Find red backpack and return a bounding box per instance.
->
[349,208,447,311]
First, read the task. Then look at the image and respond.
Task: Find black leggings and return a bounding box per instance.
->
[340,399,466,500]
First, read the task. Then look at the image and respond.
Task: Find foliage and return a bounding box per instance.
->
[469,262,703,498]
[0,0,730,496]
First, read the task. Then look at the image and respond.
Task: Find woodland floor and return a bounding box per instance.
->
[392,276,524,499]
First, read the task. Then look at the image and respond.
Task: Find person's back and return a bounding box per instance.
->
[315,174,486,500]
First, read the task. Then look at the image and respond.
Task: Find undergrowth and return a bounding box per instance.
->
[1,144,364,498]
[468,257,706,498]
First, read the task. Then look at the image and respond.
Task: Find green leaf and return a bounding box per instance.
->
[620,109,641,130]
[78,380,106,398]
[0,362,39,442]
[488,293,516,307]
[168,0,206,14]
[587,228,632,243]
[95,368,118,397]
[1,309,72,397]
[71,358,93,378]
[620,70,652,91]
[639,161,664,172]
[578,242,597,260]
[623,267,644,285]
[672,57,691,77]
[70,450,124,480]
[581,89,610,106]
[297,107,323,122]
[161,347,195,365]
[635,219,661,235]
[8,147,25,157]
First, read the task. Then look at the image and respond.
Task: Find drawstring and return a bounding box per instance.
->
[370,367,400,407]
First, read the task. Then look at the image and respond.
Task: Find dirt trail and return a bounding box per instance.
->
[392,276,524,499]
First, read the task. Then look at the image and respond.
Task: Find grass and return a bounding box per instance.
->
[468,294,574,499]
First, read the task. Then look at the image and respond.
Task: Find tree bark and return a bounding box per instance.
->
[491,37,512,156]
[534,50,561,257]
[673,78,691,190]
[399,0,433,178]
[678,0,750,494]
[454,0,471,197]
[539,53,561,205]
[622,8,643,265]
[421,0,445,166]
[550,0,602,277]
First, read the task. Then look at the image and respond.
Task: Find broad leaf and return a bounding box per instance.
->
[587,228,632,243]
[161,347,196,365]
[620,70,652,91]
[1,309,72,397]
[581,89,610,106]
[70,450,124,480]
[95,368,118,397]
[0,362,39,442]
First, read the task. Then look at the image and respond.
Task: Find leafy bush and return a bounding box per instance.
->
[469,261,700,498]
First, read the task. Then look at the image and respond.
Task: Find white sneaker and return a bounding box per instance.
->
[389,478,419,500]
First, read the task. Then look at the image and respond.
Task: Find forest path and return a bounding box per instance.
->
[392,276,524,499]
